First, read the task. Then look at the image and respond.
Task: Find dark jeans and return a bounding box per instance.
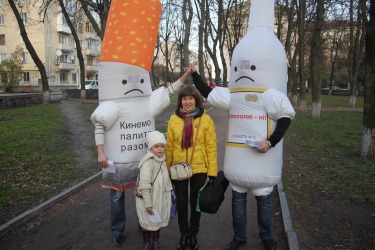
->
[172,173,207,236]
[231,190,273,241]
[110,189,126,236]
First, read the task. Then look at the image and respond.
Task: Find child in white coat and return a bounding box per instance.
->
[136,131,173,250]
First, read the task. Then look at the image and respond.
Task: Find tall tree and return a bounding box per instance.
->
[203,0,222,85]
[194,0,206,81]
[297,0,306,110]
[8,0,50,103]
[77,0,110,41]
[159,0,179,83]
[361,0,375,159]
[283,0,297,96]
[182,0,193,70]
[224,0,249,59]
[310,0,324,118]
[349,0,365,107]
[58,0,86,97]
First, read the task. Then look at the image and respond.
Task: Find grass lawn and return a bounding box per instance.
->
[0,103,97,223]
[297,93,364,108]
[283,110,374,202]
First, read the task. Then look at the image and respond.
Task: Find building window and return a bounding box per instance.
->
[72,73,77,82]
[85,22,92,33]
[78,23,83,33]
[0,34,5,45]
[62,54,69,63]
[60,72,68,82]
[23,72,30,81]
[22,52,28,63]
[0,53,6,62]
[0,14,4,25]
[59,35,66,44]
[71,55,75,64]
[20,13,28,23]
[87,58,93,66]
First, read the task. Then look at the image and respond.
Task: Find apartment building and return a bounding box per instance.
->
[0,0,101,92]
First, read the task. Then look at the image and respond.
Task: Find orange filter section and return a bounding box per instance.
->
[100,0,162,71]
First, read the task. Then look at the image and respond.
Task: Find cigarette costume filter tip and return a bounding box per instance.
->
[100,0,162,72]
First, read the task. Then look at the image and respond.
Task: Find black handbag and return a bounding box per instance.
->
[196,171,229,214]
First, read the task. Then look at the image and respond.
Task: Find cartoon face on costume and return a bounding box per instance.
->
[228,28,288,93]
[99,63,152,101]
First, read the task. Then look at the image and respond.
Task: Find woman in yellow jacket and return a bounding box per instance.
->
[166,85,218,250]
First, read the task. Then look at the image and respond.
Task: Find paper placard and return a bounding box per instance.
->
[147,208,162,223]
[102,160,116,174]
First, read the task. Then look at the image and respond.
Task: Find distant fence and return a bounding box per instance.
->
[0,93,43,109]
[62,89,98,100]
[0,89,98,109]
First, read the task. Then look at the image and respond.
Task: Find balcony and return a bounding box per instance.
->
[56,13,71,34]
[57,43,74,52]
[86,65,99,73]
[85,32,100,40]
[56,23,71,34]
[56,62,75,70]
[85,48,100,57]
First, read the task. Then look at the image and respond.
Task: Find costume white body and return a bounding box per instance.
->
[91,64,182,191]
[206,0,295,196]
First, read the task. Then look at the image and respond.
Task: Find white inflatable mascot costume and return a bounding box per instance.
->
[192,0,295,196]
[91,0,184,192]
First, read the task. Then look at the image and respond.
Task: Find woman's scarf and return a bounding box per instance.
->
[179,107,200,149]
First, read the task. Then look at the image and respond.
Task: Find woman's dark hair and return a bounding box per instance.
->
[177,85,203,109]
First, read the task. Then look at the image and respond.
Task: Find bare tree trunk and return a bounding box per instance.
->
[349,0,363,107]
[7,0,50,103]
[182,0,193,70]
[361,0,375,159]
[196,0,206,81]
[59,0,86,99]
[310,0,324,118]
[202,0,221,84]
[218,0,231,87]
[298,0,306,111]
[284,0,295,95]
[78,0,110,40]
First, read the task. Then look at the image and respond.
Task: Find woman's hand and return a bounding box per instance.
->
[189,61,198,72]
[146,207,154,215]
[208,176,216,183]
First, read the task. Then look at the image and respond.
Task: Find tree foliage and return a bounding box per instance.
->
[0,46,24,92]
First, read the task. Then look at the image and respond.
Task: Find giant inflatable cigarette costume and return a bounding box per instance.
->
[196,0,295,196]
[91,0,184,191]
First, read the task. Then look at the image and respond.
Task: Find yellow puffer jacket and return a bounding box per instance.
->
[166,109,218,177]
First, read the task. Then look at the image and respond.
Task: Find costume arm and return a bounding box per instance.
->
[204,115,218,177]
[166,70,191,96]
[90,102,119,145]
[268,117,292,147]
[191,71,212,98]
[150,72,190,117]
[263,89,296,147]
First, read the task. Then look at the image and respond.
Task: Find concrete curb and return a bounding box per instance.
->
[0,172,102,237]
[277,182,300,250]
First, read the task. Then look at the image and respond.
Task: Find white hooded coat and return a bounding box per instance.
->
[136,150,173,231]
